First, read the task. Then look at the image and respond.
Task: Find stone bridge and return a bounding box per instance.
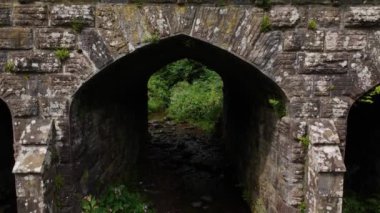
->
[0,0,380,212]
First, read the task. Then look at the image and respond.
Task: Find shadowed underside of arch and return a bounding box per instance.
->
[67,35,296,212]
[0,100,16,213]
[344,86,380,211]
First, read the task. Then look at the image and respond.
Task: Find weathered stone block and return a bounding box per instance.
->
[51,4,95,27]
[14,5,48,26]
[273,52,297,73]
[270,6,299,28]
[79,29,113,68]
[297,52,349,74]
[308,119,340,145]
[17,196,44,213]
[320,97,351,119]
[36,28,76,49]
[64,52,92,78]
[282,76,312,97]
[306,6,341,27]
[0,28,33,50]
[191,6,246,47]
[49,74,81,97]
[345,6,380,27]
[283,31,303,51]
[289,98,319,118]
[39,97,68,117]
[96,5,128,55]
[302,30,324,51]
[8,98,39,117]
[0,5,11,26]
[309,146,345,173]
[313,76,332,96]
[13,147,47,174]
[17,119,53,145]
[325,30,367,51]
[9,51,61,73]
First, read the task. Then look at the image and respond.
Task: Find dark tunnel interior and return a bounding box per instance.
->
[0,100,16,213]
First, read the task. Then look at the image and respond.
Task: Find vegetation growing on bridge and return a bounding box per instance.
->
[4,61,15,73]
[148,59,223,132]
[71,18,86,33]
[260,15,272,32]
[55,48,70,61]
[268,98,286,118]
[359,85,380,104]
[307,19,318,31]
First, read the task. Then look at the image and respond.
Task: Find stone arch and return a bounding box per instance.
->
[68,34,290,211]
[343,83,380,209]
[0,98,17,213]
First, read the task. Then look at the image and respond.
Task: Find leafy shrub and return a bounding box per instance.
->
[260,15,271,32]
[298,135,310,149]
[71,18,85,33]
[4,61,15,73]
[148,75,170,113]
[168,72,223,132]
[82,185,155,213]
[143,33,160,44]
[308,19,318,31]
[147,59,223,132]
[360,85,380,104]
[55,48,70,61]
[268,98,286,118]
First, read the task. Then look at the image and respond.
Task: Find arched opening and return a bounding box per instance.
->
[70,35,287,212]
[0,100,16,212]
[344,86,380,212]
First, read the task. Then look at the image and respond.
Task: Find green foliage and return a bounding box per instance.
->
[143,33,160,44]
[268,98,286,118]
[81,185,155,213]
[55,48,70,61]
[299,201,307,213]
[360,85,380,104]
[343,193,380,213]
[71,18,85,33]
[308,19,318,31]
[4,61,15,73]
[298,135,310,149]
[168,74,223,132]
[148,76,170,113]
[147,59,223,132]
[260,15,272,32]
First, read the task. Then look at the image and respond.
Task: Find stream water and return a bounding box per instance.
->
[132,119,251,213]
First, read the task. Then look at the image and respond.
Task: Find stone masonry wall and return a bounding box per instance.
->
[0,1,380,212]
